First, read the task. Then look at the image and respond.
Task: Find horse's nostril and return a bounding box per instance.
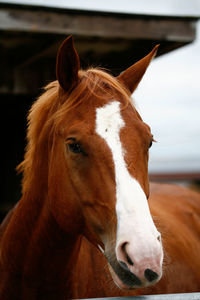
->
[126,252,134,266]
[144,268,159,282]
[121,242,134,266]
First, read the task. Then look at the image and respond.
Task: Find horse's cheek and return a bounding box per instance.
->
[49,176,83,233]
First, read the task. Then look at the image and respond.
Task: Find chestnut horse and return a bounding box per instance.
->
[0,36,200,300]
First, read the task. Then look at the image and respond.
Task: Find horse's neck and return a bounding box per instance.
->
[0,195,80,299]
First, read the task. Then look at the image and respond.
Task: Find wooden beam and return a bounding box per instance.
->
[0,6,197,42]
[149,172,200,181]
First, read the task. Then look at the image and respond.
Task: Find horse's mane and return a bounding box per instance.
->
[17,68,131,195]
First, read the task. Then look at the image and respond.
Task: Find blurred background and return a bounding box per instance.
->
[0,0,200,221]
[135,20,200,183]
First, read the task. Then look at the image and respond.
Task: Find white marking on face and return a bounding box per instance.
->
[95,101,162,265]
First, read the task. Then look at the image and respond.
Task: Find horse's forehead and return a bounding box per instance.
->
[68,99,142,136]
[77,101,125,136]
[94,100,144,135]
[95,101,125,136]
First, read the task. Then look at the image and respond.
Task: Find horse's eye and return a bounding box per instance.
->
[68,142,83,154]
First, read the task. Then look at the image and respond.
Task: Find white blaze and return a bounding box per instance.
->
[95,101,160,263]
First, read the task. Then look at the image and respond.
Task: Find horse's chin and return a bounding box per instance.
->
[108,264,135,290]
[105,251,143,290]
[107,259,161,290]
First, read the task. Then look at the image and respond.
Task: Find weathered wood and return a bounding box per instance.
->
[150,172,200,181]
[0,5,198,94]
[0,7,197,42]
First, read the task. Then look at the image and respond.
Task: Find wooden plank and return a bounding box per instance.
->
[79,293,200,300]
[0,7,197,42]
[149,172,200,181]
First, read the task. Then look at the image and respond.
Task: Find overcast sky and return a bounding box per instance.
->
[134,21,200,174]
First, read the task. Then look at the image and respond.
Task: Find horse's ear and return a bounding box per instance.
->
[117,45,159,94]
[56,36,80,92]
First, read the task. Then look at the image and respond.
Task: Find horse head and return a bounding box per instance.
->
[47,36,163,290]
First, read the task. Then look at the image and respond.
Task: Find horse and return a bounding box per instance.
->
[0,36,200,300]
